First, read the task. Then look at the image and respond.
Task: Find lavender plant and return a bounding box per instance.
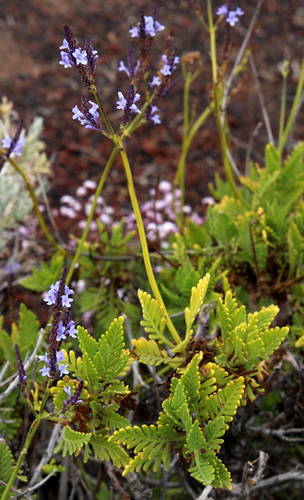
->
[1,1,303,498]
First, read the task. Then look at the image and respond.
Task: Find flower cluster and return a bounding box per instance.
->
[38,351,68,378]
[72,99,100,130]
[56,179,115,230]
[44,280,74,308]
[59,26,98,85]
[129,15,165,38]
[216,5,244,26]
[116,90,141,114]
[124,180,203,245]
[39,275,77,378]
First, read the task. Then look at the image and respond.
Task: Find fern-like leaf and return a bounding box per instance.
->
[0,440,14,494]
[206,377,245,422]
[138,290,170,345]
[58,426,91,457]
[132,338,169,366]
[90,435,129,467]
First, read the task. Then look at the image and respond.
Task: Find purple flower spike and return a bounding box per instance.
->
[129,15,165,38]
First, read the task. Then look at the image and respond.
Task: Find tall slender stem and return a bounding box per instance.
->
[7,157,64,253]
[278,60,304,156]
[119,147,181,345]
[207,0,248,207]
[1,385,50,500]
[66,146,119,284]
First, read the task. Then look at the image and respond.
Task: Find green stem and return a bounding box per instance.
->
[1,385,50,500]
[66,146,119,284]
[207,0,247,207]
[278,74,287,153]
[90,86,116,138]
[119,146,181,345]
[0,418,41,500]
[7,157,64,253]
[183,75,192,139]
[278,60,304,156]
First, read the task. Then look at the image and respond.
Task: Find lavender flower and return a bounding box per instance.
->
[160,55,180,76]
[44,281,74,308]
[63,381,84,407]
[72,100,100,130]
[147,105,161,125]
[72,47,88,65]
[216,5,228,16]
[1,132,25,157]
[118,58,140,78]
[56,320,77,341]
[216,5,244,26]
[150,75,161,87]
[116,90,141,114]
[129,15,165,38]
[38,351,69,378]
[59,26,98,86]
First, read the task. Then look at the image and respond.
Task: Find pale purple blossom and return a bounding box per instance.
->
[72,100,100,130]
[118,59,140,78]
[160,55,180,76]
[72,47,88,65]
[56,320,77,341]
[38,351,68,378]
[149,105,161,125]
[44,281,74,308]
[129,15,165,38]
[63,385,83,404]
[116,91,141,114]
[217,5,244,26]
[216,5,228,16]
[150,76,161,87]
[2,133,25,156]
